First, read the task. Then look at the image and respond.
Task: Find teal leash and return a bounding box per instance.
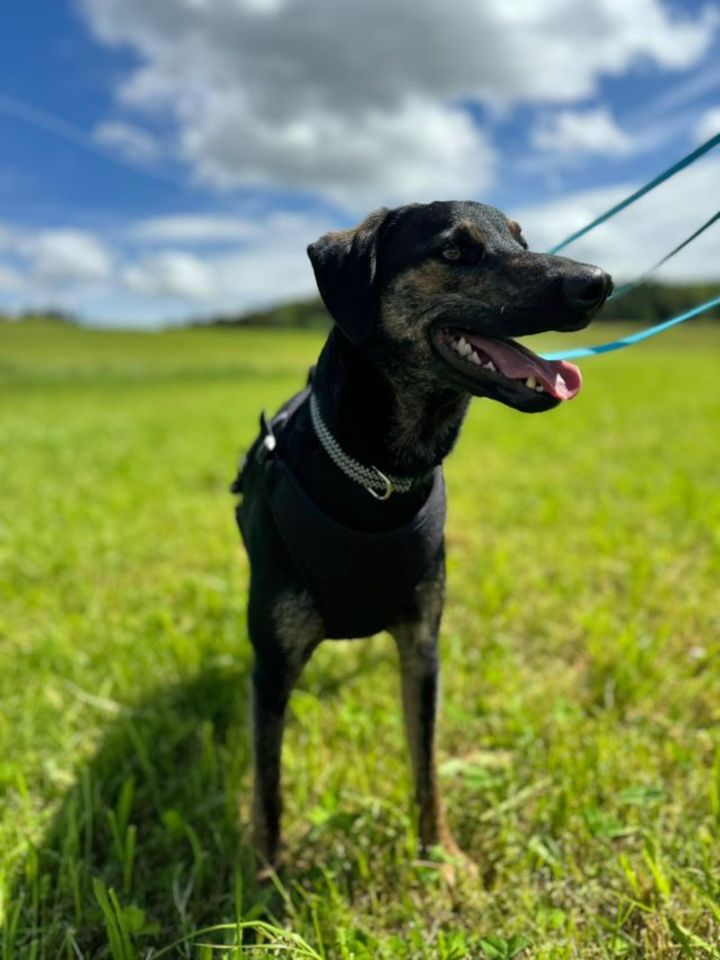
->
[542,294,720,361]
[548,132,720,255]
[541,132,720,361]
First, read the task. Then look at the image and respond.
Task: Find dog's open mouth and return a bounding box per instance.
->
[432,326,582,402]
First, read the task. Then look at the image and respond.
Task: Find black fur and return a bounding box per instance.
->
[307,207,391,345]
[234,200,612,874]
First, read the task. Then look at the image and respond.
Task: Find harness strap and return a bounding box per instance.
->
[268,458,446,638]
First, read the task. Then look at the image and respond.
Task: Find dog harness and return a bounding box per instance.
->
[234,384,447,640]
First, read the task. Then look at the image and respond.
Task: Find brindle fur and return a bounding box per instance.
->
[272,589,324,671]
[379,266,473,463]
[236,200,611,876]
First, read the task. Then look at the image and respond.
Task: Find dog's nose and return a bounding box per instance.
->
[563,268,612,313]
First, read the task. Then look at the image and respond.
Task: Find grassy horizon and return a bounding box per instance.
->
[1,319,720,958]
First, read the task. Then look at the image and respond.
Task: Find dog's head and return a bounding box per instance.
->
[307,200,612,413]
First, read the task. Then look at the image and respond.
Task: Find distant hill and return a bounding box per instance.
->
[205,298,330,330]
[599,281,720,322]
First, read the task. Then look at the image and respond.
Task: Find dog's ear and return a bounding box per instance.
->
[307,207,391,345]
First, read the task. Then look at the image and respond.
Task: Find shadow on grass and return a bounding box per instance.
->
[9,661,287,958]
[9,643,433,958]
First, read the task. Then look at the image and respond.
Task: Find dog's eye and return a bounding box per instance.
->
[441,243,462,262]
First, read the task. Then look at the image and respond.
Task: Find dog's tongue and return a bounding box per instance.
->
[463,334,582,400]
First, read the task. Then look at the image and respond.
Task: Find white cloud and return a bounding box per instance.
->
[93,120,161,161]
[122,251,213,299]
[121,211,331,309]
[0,263,21,291]
[695,106,720,142]
[177,96,496,207]
[30,230,113,285]
[132,213,277,243]
[0,224,113,292]
[0,225,17,254]
[531,108,634,156]
[0,211,331,324]
[77,0,717,209]
[514,157,720,283]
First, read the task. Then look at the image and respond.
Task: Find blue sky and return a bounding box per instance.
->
[1,0,719,326]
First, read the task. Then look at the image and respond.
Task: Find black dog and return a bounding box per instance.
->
[232,200,611,875]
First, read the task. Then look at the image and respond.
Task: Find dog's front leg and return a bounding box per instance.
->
[249,587,323,877]
[391,571,466,863]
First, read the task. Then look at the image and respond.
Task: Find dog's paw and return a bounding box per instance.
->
[419,842,480,888]
[253,842,285,885]
[441,850,480,888]
[255,857,284,884]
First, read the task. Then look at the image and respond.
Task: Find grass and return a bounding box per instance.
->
[1,317,720,959]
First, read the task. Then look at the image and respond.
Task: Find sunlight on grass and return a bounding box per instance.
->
[1,319,719,958]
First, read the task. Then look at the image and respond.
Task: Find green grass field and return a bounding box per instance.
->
[2,318,720,959]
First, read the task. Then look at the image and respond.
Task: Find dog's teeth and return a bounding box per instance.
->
[458,338,472,357]
[469,351,481,365]
[525,376,537,389]
[535,384,544,393]
[484,361,497,372]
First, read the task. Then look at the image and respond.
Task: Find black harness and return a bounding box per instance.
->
[234,384,446,639]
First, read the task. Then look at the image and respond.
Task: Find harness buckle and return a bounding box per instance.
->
[257,411,277,464]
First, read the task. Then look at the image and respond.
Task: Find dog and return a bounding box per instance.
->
[232,200,612,875]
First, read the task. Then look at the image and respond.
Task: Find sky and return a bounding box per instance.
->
[1,0,719,327]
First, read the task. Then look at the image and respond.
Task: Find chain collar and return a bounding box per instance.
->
[309,392,418,500]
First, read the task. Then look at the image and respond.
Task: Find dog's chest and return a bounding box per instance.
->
[267,457,445,638]
[235,387,446,639]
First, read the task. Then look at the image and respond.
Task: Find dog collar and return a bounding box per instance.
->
[309,392,418,500]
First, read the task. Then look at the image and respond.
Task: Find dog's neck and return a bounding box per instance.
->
[313,329,470,478]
